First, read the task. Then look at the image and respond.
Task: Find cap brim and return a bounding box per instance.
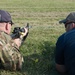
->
[59,19,67,24]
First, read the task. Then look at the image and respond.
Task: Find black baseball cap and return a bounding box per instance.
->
[59,12,75,24]
[0,10,14,25]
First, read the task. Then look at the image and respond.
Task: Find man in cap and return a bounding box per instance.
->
[55,12,75,75]
[0,10,28,71]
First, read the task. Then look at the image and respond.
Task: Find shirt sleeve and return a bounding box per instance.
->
[0,32,24,70]
[55,34,65,65]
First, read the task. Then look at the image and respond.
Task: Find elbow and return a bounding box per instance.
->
[55,63,66,73]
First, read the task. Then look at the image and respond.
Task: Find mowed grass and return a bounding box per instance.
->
[0,0,75,75]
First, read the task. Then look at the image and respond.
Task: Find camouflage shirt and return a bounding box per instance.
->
[0,31,24,70]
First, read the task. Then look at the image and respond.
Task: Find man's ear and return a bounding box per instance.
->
[5,23,9,30]
[72,23,75,28]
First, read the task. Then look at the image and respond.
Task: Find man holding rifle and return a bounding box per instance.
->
[0,10,29,71]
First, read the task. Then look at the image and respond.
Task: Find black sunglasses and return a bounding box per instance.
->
[65,22,75,28]
[9,21,14,26]
[0,21,14,26]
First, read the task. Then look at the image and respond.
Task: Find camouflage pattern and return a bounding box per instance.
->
[0,31,24,71]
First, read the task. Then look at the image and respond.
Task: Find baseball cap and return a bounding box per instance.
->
[0,10,14,25]
[59,12,75,24]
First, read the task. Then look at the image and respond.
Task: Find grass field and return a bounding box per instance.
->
[0,0,75,75]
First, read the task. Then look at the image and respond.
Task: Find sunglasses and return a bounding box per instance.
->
[0,21,14,26]
[9,21,14,26]
[65,22,75,28]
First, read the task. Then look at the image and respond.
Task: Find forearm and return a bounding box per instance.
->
[55,63,66,73]
[13,38,22,48]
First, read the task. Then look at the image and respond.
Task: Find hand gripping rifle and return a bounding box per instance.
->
[11,23,29,42]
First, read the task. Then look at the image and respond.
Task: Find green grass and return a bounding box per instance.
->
[0,0,75,75]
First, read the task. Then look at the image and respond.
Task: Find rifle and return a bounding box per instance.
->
[11,23,29,42]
